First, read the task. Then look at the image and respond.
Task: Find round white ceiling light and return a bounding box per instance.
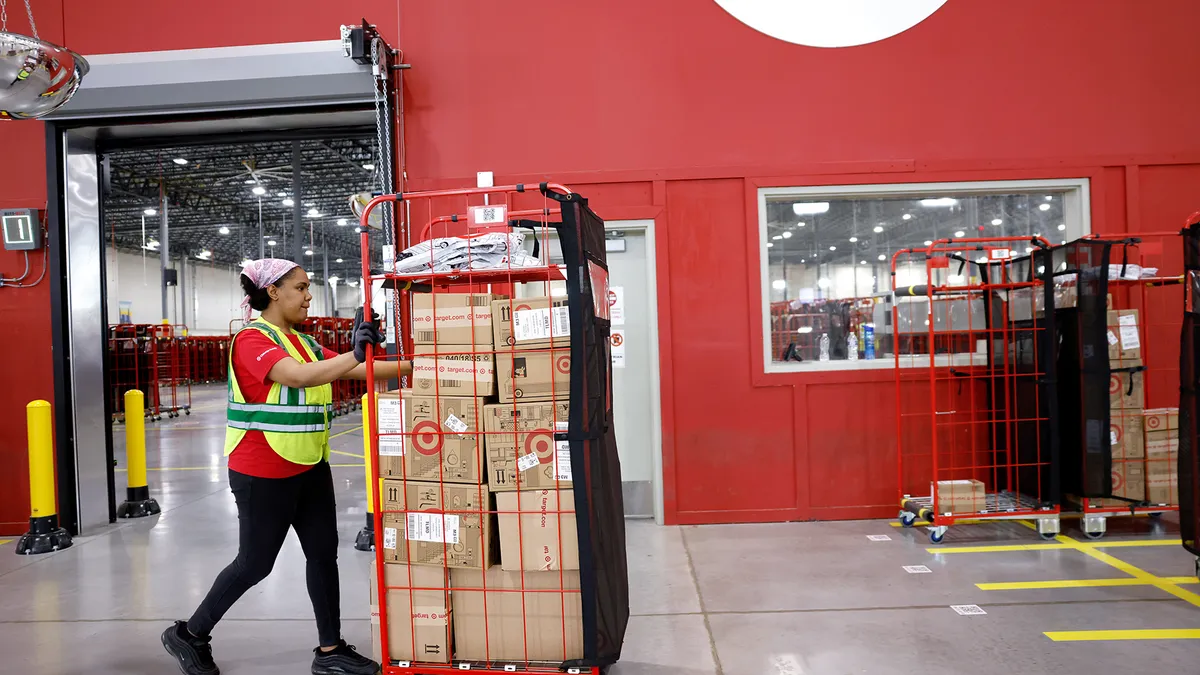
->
[712,0,950,48]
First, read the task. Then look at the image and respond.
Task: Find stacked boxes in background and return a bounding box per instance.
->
[1106,308,1146,503]
[373,292,582,665]
[1144,408,1179,505]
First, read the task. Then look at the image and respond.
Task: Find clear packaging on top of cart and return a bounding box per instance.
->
[393,231,541,275]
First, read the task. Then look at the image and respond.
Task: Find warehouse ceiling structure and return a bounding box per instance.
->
[103,135,382,283]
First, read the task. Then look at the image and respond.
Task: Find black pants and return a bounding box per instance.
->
[188,462,341,647]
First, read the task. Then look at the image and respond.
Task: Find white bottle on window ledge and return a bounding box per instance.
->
[819,333,830,362]
[847,332,858,361]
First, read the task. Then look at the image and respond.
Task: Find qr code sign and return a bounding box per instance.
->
[470,204,507,226]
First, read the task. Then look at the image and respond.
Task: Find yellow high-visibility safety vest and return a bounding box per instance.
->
[223,319,334,465]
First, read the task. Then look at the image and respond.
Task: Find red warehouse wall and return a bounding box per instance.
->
[2,0,1200,529]
[396,0,1200,524]
[0,0,399,533]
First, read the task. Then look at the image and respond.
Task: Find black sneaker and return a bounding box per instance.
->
[161,620,220,675]
[311,640,380,675]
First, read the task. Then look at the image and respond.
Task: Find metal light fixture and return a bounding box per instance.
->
[0,0,90,120]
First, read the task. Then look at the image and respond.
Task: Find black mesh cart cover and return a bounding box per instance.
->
[1046,241,1115,498]
[547,189,630,666]
[1180,224,1200,556]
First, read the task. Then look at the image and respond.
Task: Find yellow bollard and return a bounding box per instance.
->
[117,390,160,518]
[16,400,72,555]
[354,393,377,551]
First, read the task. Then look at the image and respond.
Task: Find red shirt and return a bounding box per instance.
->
[227,329,339,478]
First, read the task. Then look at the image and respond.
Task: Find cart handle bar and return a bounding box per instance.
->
[888,235,1053,277]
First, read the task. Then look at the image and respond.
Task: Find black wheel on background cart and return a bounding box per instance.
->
[1082,529,1105,540]
[1039,531,1057,541]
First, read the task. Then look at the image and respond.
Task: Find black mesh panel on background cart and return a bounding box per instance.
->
[1180,224,1200,556]
[1048,240,1115,498]
[547,190,630,666]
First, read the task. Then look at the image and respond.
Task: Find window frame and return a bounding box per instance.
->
[758,177,1092,374]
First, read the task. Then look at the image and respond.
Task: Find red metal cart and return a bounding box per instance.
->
[894,236,1062,543]
[1071,232,1184,538]
[359,183,625,675]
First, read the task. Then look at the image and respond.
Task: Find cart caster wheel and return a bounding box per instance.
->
[1083,529,1105,540]
[1148,512,1163,520]
[184,410,191,416]
[930,531,945,544]
[900,513,916,528]
[1039,531,1058,541]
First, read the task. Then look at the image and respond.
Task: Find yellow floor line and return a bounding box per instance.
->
[928,543,1069,554]
[978,578,1154,591]
[0,539,12,545]
[1052,534,1200,609]
[330,449,363,459]
[1091,539,1183,548]
[1161,576,1200,584]
[1045,629,1200,642]
[331,426,362,439]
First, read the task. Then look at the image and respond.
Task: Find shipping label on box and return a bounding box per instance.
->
[370,561,451,663]
[1109,412,1145,459]
[451,567,583,663]
[376,393,407,478]
[484,401,571,492]
[1107,309,1141,363]
[497,349,570,403]
[1108,363,1145,410]
[403,392,487,484]
[412,293,497,348]
[412,347,496,398]
[496,489,579,572]
[381,480,495,569]
[493,297,570,349]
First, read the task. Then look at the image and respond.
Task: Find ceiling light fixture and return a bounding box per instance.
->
[781,231,792,239]
[829,246,837,251]
[991,218,1003,226]
[772,235,783,241]
[252,186,266,196]
[267,240,277,246]
[1045,195,1054,201]
[173,158,188,166]
[792,202,831,215]
[902,214,912,220]
[336,258,344,263]
[305,249,314,256]
[307,208,321,218]
[143,208,157,216]
[277,192,287,198]
[218,226,230,235]
[924,240,933,246]
[767,242,774,248]
[954,231,965,237]
[244,179,255,185]
[873,226,883,233]
[878,254,886,261]
[772,279,787,291]
[817,277,831,288]
[848,236,858,243]
[859,260,866,265]
[796,222,806,228]
[1039,203,1051,211]
[1058,223,1067,231]
[282,198,294,207]
[362,163,375,171]
[920,198,958,207]
[337,218,348,226]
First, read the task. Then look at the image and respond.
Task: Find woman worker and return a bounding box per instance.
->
[162,259,409,675]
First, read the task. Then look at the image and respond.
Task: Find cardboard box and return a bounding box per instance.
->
[483,401,572,492]
[392,392,487,484]
[1107,309,1141,363]
[493,296,571,349]
[412,346,496,398]
[934,479,985,514]
[1108,362,1145,410]
[497,349,571,403]
[1143,408,1179,434]
[1109,412,1144,459]
[496,490,578,572]
[1144,408,1178,505]
[413,293,497,349]
[1146,472,1179,505]
[1110,459,1145,501]
[370,561,451,664]
[380,480,495,569]
[450,567,583,663]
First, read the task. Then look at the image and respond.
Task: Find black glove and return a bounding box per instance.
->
[352,315,385,363]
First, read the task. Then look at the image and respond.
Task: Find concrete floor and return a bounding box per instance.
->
[2,385,1199,674]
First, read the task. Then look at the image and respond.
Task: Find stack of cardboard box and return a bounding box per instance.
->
[371,292,582,665]
[1144,408,1179,505]
[1106,308,1146,504]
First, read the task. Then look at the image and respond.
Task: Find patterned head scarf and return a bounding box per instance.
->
[240,259,300,319]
